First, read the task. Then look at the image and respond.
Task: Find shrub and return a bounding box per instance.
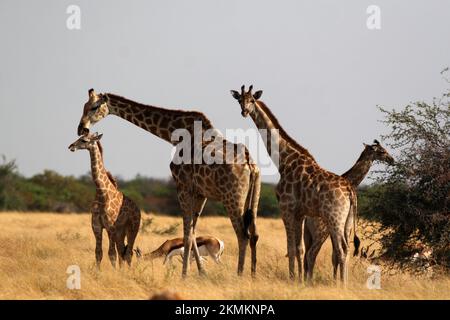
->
[364,71,450,267]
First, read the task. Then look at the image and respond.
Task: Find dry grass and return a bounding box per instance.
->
[0,212,448,300]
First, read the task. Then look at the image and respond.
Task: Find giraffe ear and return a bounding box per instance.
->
[91,132,103,141]
[364,143,374,150]
[253,90,263,100]
[230,90,240,100]
[100,94,108,103]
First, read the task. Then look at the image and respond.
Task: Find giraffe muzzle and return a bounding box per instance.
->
[77,123,90,136]
[387,156,395,165]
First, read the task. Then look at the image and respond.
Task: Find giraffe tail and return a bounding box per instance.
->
[349,188,360,256]
[243,210,253,239]
[243,166,260,239]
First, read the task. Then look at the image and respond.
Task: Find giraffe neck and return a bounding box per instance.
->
[88,142,117,199]
[250,101,316,167]
[342,152,373,187]
[105,93,214,145]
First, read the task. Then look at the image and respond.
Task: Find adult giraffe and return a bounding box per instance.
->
[231,85,357,284]
[304,140,394,281]
[77,89,260,277]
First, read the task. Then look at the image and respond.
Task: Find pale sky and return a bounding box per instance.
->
[1,0,449,183]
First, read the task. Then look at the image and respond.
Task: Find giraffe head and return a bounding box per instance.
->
[68,132,103,152]
[363,139,394,165]
[77,89,109,135]
[230,85,263,117]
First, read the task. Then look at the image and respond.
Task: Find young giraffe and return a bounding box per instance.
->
[231,85,357,284]
[68,132,141,268]
[76,89,260,277]
[304,140,394,281]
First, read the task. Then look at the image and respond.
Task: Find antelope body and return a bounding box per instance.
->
[144,236,224,265]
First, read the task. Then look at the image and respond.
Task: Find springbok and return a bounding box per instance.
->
[137,236,224,265]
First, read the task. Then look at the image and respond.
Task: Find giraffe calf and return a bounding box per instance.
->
[68,133,141,268]
[137,236,224,265]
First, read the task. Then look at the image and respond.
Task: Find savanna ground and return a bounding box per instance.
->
[0,212,448,300]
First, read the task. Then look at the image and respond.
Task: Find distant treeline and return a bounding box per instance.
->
[0,160,378,218]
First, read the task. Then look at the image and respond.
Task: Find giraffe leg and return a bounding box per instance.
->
[181,214,194,278]
[305,230,328,283]
[329,229,349,285]
[303,219,312,281]
[249,227,259,277]
[340,207,354,281]
[227,208,248,276]
[304,217,329,282]
[182,194,207,277]
[191,213,207,276]
[115,228,126,269]
[339,237,349,285]
[287,230,296,280]
[332,199,353,285]
[124,222,139,266]
[248,170,261,277]
[294,216,305,284]
[332,249,338,280]
[91,214,103,269]
[282,214,297,280]
[107,231,117,268]
[174,180,207,278]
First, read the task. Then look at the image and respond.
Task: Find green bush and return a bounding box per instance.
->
[0,160,283,218]
[363,72,450,267]
[259,183,279,217]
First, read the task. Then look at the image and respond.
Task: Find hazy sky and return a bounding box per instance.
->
[1,0,449,183]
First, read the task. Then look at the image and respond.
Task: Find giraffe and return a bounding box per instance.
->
[304,139,394,281]
[231,85,357,284]
[68,132,141,268]
[76,89,260,277]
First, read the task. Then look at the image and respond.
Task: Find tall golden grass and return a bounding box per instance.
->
[0,212,448,300]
